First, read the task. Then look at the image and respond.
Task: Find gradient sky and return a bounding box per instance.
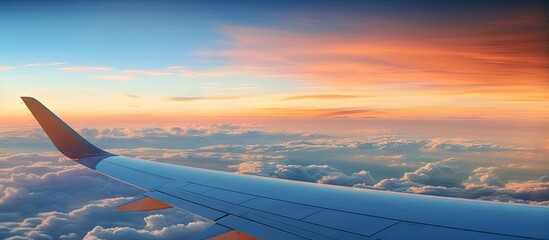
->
[1,0,547,122]
[0,1,548,239]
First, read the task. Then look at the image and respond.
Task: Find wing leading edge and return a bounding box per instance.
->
[21,97,549,240]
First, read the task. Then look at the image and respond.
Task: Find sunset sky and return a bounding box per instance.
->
[1,0,547,122]
[0,1,548,239]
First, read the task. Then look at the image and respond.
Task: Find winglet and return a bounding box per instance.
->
[21,97,113,160]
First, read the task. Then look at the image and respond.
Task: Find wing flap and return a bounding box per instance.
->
[191,224,258,240]
[145,191,228,220]
[190,224,233,240]
[207,230,258,240]
[116,195,173,211]
[216,215,307,240]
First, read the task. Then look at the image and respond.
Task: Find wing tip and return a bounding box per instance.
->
[21,96,36,104]
[21,96,113,160]
[21,96,36,100]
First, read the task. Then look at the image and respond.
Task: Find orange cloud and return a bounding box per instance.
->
[254,107,382,118]
[211,7,547,91]
[201,6,547,119]
[166,96,241,102]
[123,93,139,98]
[284,94,361,100]
[0,66,14,71]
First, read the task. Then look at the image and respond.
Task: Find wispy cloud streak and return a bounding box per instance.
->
[255,107,382,118]
[123,69,173,76]
[284,94,361,100]
[59,66,112,71]
[22,62,64,67]
[92,75,133,80]
[166,96,240,102]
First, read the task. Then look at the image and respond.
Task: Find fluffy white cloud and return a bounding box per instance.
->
[0,157,140,219]
[372,178,423,192]
[464,166,505,187]
[231,161,376,186]
[2,127,522,155]
[368,160,549,205]
[228,158,548,205]
[83,221,210,240]
[0,125,319,153]
[423,138,508,152]
[0,153,209,239]
[78,125,317,140]
[401,159,461,187]
[1,195,209,239]
[320,170,376,186]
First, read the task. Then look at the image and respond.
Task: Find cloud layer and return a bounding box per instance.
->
[1,125,547,239]
[0,153,210,239]
[229,159,549,205]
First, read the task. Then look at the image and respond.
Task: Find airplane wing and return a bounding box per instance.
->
[21,97,549,240]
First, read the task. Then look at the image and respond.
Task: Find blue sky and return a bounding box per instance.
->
[1,1,321,67]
